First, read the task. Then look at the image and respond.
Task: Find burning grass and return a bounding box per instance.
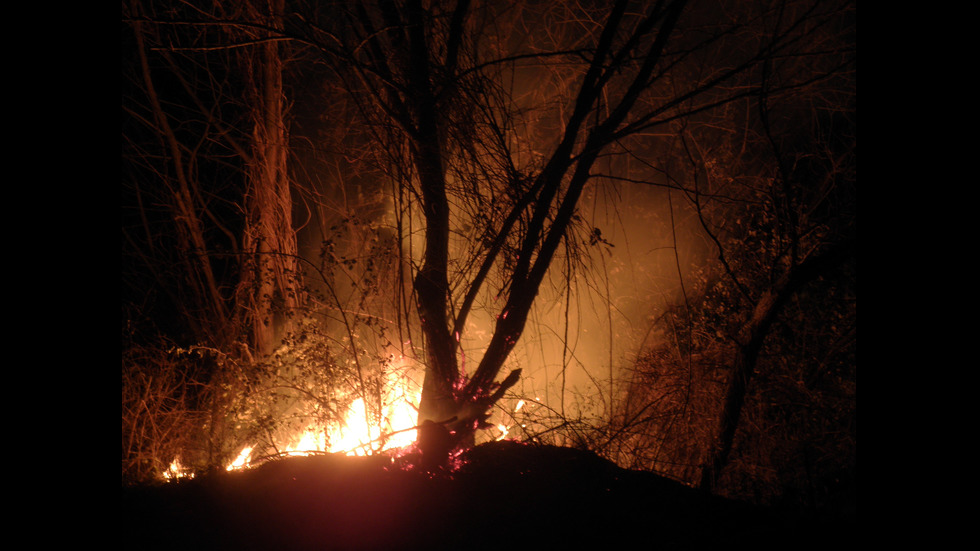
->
[122,318,432,484]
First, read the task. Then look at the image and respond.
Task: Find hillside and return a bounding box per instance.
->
[121,440,855,550]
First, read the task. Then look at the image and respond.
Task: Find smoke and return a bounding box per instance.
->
[493,175,713,428]
[279,7,724,443]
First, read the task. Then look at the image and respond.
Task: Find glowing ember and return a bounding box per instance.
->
[493,399,529,441]
[495,423,509,441]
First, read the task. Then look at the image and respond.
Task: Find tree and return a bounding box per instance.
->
[123,0,310,474]
[123,0,855,475]
[235,0,306,357]
[689,6,855,492]
[123,0,302,355]
[285,0,691,445]
[601,0,855,496]
[286,0,854,454]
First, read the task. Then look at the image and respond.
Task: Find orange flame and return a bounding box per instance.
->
[160,354,423,480]
[223,358,422,472]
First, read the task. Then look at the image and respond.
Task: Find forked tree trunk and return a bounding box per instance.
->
[411,0,688,445]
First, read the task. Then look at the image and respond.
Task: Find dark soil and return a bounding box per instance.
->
[121,440,855,550]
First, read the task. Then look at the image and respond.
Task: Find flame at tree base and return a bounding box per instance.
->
[159,354,531,481]
[222,371,424,473]
[228,395,421,471]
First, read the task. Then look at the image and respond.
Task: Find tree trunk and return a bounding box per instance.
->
[239,0,303,357]
[699,239,854,491]
[699,290,778,492]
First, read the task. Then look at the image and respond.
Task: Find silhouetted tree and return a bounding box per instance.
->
[286,0,855,454]
[603,0,855,497]
[122,0,855,479]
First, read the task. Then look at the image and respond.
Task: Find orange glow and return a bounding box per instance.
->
[163,457,194,480]
[161,355,423,480]
[495,423,509,441]
[227,446,254,471]
[223,357,422,471]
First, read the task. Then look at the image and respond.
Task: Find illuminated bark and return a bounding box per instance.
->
[124,0,303,357]
[238,0,304,357]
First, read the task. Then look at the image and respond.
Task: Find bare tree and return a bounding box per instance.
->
[122,0,311,474]
[284,0,854,455]
[123,0,303,356]
[123,0,855,476]
[600,0,855,495]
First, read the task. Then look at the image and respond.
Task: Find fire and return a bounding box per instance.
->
[221,360,422,472]
[227,446,254,471]
[163,457,194,480]
[321,395,418,456]
[494,399,528,441]
[159,354,423,480]
[159,354,534,480]
[495,423,509,440]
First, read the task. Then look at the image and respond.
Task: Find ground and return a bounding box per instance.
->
[121,440,856,550]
